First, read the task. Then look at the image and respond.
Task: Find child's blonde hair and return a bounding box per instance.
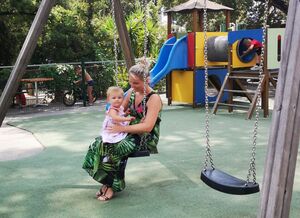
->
[106,86,124,98]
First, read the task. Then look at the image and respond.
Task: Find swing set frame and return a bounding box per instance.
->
[0,0,299,217]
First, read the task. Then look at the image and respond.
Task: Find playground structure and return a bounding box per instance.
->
[0,0,300,217]
[150,28,284,119]
[151,29,284,105]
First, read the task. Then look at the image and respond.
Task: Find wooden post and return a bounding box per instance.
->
[113,0,135,70]
[192,10,200,32]
[0,0,55,127]
[258,0,300,217]
[262,30,269,117]
[225,10,230,31]
[227,44,233,112]
[199,10,203,32]
[167,73,172,105]
[167,13,172,36]
[166,12,172,105]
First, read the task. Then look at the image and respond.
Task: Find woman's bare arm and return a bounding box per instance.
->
[122,89,132,111]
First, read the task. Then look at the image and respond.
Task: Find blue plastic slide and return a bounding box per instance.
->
[150,35,188,87]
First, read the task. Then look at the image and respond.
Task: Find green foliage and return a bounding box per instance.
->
[0,0,38,65]
[1,0,166,66]
[86,63,115,98]
[0,69,12,94]
[0,0,288,99]
[37,64,76,94]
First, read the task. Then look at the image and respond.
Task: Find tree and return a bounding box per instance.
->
[0,0,38,65]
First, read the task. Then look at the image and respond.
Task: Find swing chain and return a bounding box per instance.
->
[143,0,149,59]
[142,0,148,119]
[203,0,214,170]
[140,0,149,151]
[111,0,119,86]
[246,0,269,184]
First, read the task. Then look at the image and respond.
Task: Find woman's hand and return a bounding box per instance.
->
[129,116,136,121]
[125,108,131,116]
[106,124,124,133]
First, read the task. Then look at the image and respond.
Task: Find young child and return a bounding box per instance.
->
[94,86,135,199]
[243,38,263,70]
[15,85,26,108]
[74,65,94,105]
[101,86,135,144]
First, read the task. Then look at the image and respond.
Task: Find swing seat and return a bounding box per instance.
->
[200,168,259,195]
[128,149,150,158]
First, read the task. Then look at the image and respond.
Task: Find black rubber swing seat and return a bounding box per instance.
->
[200,168,260,195]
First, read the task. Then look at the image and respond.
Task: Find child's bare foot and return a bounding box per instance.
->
[97,187,114,201]
[95,185,107,198]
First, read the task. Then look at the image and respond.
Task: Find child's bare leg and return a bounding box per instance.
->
[87,86,93,104]
[257,55,261,65]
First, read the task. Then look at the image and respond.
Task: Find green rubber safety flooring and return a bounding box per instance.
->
[1,106,300,218]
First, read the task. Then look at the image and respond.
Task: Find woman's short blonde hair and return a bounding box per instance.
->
[106,86,124,97]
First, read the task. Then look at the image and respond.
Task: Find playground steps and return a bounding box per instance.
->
[212,68,278,119]
[217,102,250,109]
[223,89,256,94]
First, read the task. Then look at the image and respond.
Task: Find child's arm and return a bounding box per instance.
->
[242,44,255,56]
[108,108,135,123]
[85,72,93,81]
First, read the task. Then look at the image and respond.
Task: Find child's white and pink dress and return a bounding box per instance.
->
[101,106,129,143]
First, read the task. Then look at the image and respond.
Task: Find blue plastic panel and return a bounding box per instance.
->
[195,68,228,104]
[150,35,188,87]
[228,29,263,45]
[150,37,177,79]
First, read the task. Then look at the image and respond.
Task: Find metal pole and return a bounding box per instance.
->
[0,0,55,126]
[81,61,87,107]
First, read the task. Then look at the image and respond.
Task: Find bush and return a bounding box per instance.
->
[0,69,11,95]
[86,64,115,98]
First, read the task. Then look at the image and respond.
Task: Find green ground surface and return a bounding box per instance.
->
[1,106,300,218]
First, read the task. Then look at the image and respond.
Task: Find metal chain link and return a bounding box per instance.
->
[111,0,119,86]
[142,0,148,119]
[246,0,269,184]
[140,0,149,150]
[203,0,214,170]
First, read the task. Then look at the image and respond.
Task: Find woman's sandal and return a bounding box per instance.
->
[95,185,107,198]
[97,187,114,201]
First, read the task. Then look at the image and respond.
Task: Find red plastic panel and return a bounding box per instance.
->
[187,32,195,68]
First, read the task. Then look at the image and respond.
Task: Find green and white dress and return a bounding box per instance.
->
[82,91,161,192]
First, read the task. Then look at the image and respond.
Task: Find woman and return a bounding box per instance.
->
[82,62,162,201]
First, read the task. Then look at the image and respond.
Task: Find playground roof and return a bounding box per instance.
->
[165,0,233,13]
